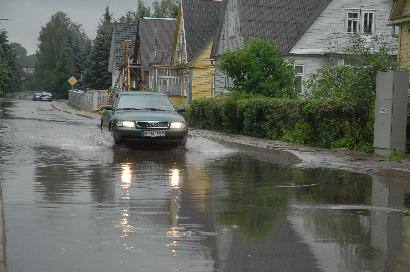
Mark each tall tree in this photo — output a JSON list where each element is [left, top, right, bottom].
[[35, 11, 90, 98], [119, 1, 151, 23], [84, 7, 113, 89], [152, 0, 179, 18], [136, 0, 151, 19], [0, 30, 18, 96]]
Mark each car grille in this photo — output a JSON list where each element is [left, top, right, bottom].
[[136, 121, 169, 129]]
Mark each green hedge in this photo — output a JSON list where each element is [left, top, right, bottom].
[[188, 97, 375, 151]]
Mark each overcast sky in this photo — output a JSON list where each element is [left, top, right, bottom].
[[0, 0, 154, 55]]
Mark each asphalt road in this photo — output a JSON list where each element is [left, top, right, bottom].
[[0, 97, 409, 272]]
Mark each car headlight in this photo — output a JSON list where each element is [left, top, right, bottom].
[[170, 122, 186, 129], [116, 121, 135, 128]]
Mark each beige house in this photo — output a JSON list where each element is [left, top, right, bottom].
[[391, 0, 410, 77]]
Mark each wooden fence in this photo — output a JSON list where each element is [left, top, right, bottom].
[[68, 90, 111, 111]]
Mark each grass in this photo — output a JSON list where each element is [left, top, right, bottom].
[[387, 152, 410, 161]]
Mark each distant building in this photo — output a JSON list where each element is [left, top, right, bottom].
[[136, 17, 177, 95], [108, 23, 138, 92]]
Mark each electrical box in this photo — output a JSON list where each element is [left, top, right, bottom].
[[374, 71, 408, 156]]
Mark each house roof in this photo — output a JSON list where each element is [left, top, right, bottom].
[[108, 23, 138, 72], [390, 0, 410, 24], [139, 18, 177, 71], [182, 0, 222, 62], [212, 0, 331, 57]]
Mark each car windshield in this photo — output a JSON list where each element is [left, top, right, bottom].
[[116, 94, 175, 111]]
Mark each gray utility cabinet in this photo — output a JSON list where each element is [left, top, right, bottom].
[[374, 71, 408, 156]]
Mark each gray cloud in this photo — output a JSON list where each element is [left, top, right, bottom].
[[0, 0, 154, 54]]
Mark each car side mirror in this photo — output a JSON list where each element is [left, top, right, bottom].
[[177, 106, 185, 113], [105, 105, 113, 111]]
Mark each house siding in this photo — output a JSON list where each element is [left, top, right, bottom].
[[398, 1, 410, 74], [290, 0, 394, 55], [285, 55, 329, 88], [213, 0, 244, 94], [191, 42, 214, 100]]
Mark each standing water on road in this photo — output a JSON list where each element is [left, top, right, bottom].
[[0, 98, 409, 272]]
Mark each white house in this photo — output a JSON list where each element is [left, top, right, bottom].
[[211, 0, 397, 94]]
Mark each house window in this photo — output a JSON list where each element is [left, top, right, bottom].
[[347, 11, 359, 34], [295, 65, 304, 93], [363, 12, 375, 34]]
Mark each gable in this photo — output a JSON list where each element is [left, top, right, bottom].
[[390, 0, 410, 24], [182, 0, 222, 62], [290, 0, 396, 55], [139, 18, 176, 71], [238, 0, 332, 54]]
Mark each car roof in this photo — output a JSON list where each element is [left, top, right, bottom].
[[118, 91, 166, 96]]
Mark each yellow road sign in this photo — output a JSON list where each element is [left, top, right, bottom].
[[68, 76, 77, 86]]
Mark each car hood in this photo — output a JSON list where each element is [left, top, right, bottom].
[[113, 110, 185, 123]]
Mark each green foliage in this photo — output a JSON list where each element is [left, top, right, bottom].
[[189, 96, 373, 151], [35, 11, 91, 98], [84, 7, 113, 90], [218, 39, 298, 98], [306, 35, 397, 107], [152, 0, 179, 18], [0, 30, 19, 96]]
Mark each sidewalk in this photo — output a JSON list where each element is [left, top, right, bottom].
[[0, 186, 6, 272], [52, 100, 410, 181]]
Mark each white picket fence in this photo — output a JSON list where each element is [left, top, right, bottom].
[[68, 90, 111, 111]]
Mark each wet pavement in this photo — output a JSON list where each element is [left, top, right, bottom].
[[0, 97, 410, 272]]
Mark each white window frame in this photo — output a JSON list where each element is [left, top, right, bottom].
[[346, 10, 360, 34], [294, 65, 305, 94], [362, 11, 375, 35]]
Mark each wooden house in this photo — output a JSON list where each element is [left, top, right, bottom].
[[390, 0, 410, 81], [108, 23, 138, 92], [136, 17, 177, 96], [212, 0, 397, 94], [168, 0, 222, 103]]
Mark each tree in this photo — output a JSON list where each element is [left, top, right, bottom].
[[305, 35, 397, 106], [219, 39, 298, 98], [152, 0, 179, 18], [84, 6, 113, 89], [35, 11, 90, 98], [119, 1, 151, 23], [0, 30, 17, 96]]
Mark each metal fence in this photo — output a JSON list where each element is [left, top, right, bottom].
[[68, 90, 111, 111]]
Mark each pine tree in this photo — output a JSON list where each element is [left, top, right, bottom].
[[152, 0, 179, 18], [84, 6, 113, 89]]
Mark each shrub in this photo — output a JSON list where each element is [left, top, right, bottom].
[[188, 97, 373, 151], [218, 39, 297, 98]]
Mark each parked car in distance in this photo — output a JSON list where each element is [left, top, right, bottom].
[[32, 92, 42, 101], [39, 92, 53, 102], [101, 92, 187, 146]]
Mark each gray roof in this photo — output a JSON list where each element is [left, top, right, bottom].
[[108, 23, 138, 72], [182, 0, 222, 62], [212, 0, 331, 57], [139, 18, 177, 71]]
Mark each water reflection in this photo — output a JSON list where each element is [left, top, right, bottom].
[[3, 111, 410, 272]]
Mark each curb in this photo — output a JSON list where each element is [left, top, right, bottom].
[[0, 184, 7, 272], [51, 101, 100, 120]]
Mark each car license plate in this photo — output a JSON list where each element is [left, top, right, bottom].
[[143, 131, 166, 137]]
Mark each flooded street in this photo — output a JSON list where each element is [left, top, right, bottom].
[[0, 97, 409, 272]]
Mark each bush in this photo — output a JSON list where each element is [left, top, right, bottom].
[[218, 39, 297, 98], [189, 96, 373, 151]]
